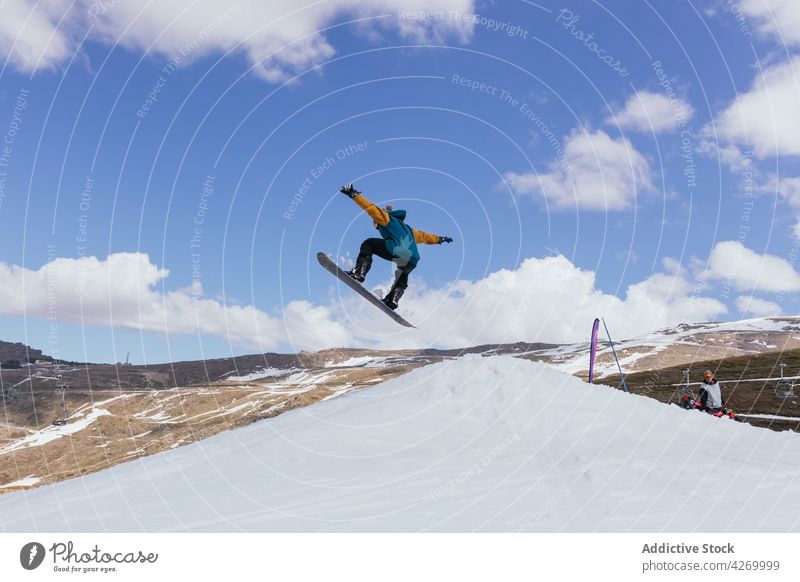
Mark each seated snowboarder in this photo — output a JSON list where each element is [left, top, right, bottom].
[[679, 370, 738, 419], [697, 369, 727, 416], [338, 183, 452, 310]]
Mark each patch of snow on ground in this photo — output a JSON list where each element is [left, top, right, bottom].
[[324, 356, 380, 368], [206, 401, 259, 420], [279, 370, 336, 386], [0, 476, 40, 488], [226, 368, 299, 381], [0, 475, 41, 489], [133, 408, 174, 423], [0, 408, 112, 455], [251, 371, 339, 396]]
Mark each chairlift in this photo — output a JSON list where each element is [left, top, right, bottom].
[[0, 381, 14, 400], [52, 379, 68, 426], [1, 377, 30, 401], [677, 368, 698, 409], [774, 363, 797, 399], [678, 368, 696, 399]]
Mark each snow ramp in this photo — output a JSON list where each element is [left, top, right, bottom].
[[1, 355, 798, 532]]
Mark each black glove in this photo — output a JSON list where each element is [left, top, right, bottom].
[[339, 183, 361, 198], [438, 236, 453, 244]]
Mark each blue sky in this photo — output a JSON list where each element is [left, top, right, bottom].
[[1, 0, 800, 363]]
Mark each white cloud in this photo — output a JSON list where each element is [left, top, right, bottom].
[[607, 91, 694, 133], [741, 0, 800, 46], [763, 176, 800, 236], [348, 255, 726, 348], [701, 240, 800, 293], [711, 56, 800, 158], [661, 256, 685, 275], [503, 129, 656, 211], [0, 0, 475, 78], [9, 244, 794, 351], [1, 250, 730, 351], [0, 252, 351, 351], [735, 295, 782, 317], [697, 141, 755, 172], [0, 0, 74, 72], [775, 176, 800, 206]]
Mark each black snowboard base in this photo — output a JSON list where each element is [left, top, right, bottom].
[[317, 252, 415, 328]]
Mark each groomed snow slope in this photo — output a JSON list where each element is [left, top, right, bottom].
[[1, 355, 798, 532]]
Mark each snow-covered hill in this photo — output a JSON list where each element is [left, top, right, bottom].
[[538, 316, 800, 378], [1, 355, 798, 532]]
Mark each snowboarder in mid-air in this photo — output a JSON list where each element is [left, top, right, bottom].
[[338, 183, 452, 310]]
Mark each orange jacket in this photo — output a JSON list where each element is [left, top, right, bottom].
[[353, 193, 440, 245]]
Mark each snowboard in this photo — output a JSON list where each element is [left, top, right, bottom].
[[317, 252, 416, 328], [678, 395, 741, 421]]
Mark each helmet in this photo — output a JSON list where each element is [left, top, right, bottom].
[[703, 370, 714, 381]]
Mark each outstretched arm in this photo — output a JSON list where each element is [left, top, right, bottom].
[[413, 228, 440, 245], [353, 193, 390, 226], [413, 228, 452, 245], [340, 184, 390, 226]]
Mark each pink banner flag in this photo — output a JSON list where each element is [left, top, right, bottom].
[[589, 318, 600, 383]]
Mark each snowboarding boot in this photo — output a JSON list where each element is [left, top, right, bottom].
[[346, 254, 371, 283], [382, 286, 405, 310]]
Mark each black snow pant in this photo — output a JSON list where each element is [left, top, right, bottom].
[[357, 238, 416, 291]]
